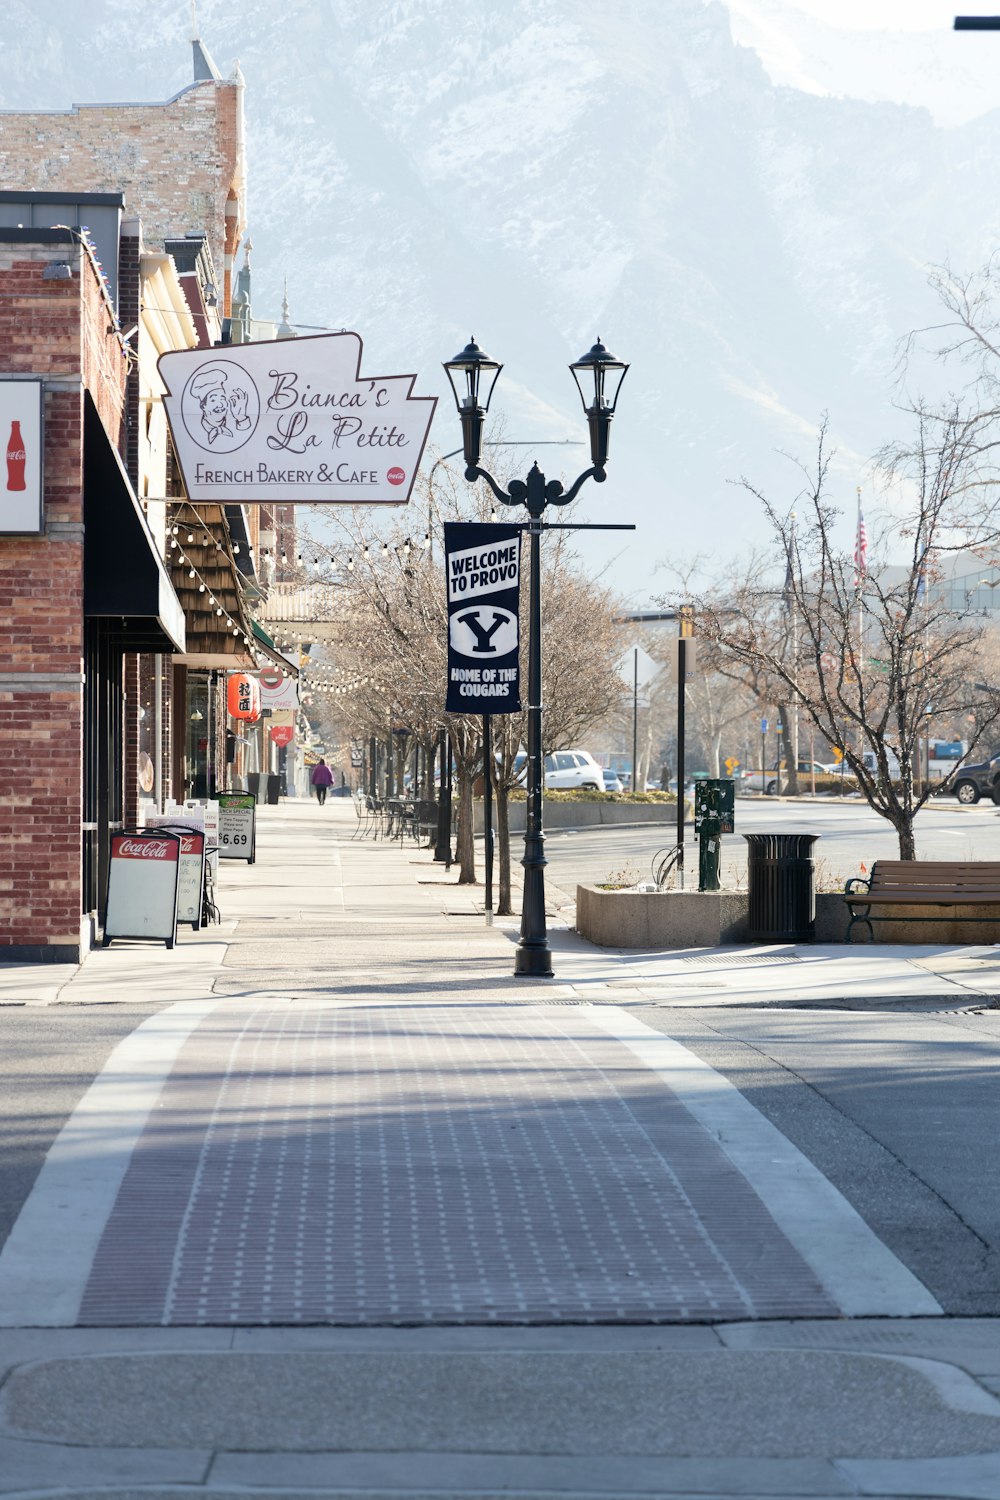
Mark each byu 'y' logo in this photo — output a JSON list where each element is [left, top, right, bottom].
[[449, 606, 518, 659]]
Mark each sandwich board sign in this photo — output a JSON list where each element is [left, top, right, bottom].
[[103, 829, 180, 949], [150, 823, 206, 930], [219, 791, 256, 863]]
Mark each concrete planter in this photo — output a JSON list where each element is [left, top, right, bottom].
[[575, 885, 1000, 948], [475, 799, 678, 835], [575, 886, 750, 948]]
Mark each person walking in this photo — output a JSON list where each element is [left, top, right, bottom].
[[310, 758, 334, 806]]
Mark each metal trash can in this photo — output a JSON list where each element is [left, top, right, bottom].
[[265, 773, 281, 806], [744, 832, 818, 941]]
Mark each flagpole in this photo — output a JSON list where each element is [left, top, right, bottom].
[[856, 485, 864, 675]]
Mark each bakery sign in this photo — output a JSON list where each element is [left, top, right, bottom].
[[158, 332, 437, 507]]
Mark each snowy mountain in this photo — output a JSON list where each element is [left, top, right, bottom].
[[3, 0, 1000, 601]]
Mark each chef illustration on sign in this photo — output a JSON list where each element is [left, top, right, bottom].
[[182, 362, 259, 452]]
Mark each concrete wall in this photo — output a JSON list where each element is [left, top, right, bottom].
[[477, 800, 677, 834]]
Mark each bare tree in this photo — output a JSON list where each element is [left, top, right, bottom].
[[678, 422, 1000, 859], [302, 444, 628, 903]]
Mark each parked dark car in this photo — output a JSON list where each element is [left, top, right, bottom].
[[951, 753, 1000, 805]]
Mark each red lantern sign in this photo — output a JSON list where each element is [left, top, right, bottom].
[[270, 725, 294, 747], [227, 672, 261, 721]]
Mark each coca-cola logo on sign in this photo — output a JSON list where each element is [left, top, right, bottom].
[[115, 838, 178, 861]]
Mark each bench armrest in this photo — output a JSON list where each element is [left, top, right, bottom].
[[844, 875, 871, 897]]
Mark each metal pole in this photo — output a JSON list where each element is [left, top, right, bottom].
[[435, 729, 453, 865], [154, 653, 164, 812], [514, 517, 552, 976], [632, 647, 639, 796], [676, 635, 686, 889], [482, 713, 494, 924]]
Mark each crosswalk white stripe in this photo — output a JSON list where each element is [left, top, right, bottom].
[[0, 1000, 219, 1327], [579, 1005, 943, 1317]]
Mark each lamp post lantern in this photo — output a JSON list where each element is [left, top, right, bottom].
[[443, 336, 629, 976]]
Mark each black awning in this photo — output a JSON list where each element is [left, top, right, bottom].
[[83, 397, 185, 652]]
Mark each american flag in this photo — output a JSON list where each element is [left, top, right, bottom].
[[853, 502, 868, 587]]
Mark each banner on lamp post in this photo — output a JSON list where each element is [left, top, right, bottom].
[[444, 522, 521, 715]]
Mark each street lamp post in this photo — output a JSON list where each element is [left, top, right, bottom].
[[443, 337, 629, 977]]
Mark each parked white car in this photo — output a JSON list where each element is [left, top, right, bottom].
[[544, 749, 604, 790], [512, 749, 604, 790]]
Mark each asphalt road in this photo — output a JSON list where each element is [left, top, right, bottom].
[[633, 1001, 1000, 1316], [541, 793, 1000, 899]]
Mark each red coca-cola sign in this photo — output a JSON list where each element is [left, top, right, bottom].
[[113, 835, 179, 862], [387, 466, 406, 486]]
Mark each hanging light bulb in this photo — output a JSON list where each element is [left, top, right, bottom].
[[199, 582, 206, 593], [187, 531, 194, 543], [189, 567, 196, 578], [233, 542, 240, 554], [347, 556, 354, 572], [217, 606, 223, 617]]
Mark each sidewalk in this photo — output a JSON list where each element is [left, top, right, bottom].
[[0, 798, 998, 1498]]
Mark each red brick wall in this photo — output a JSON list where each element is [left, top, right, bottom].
[[0, 240, 127, 959]]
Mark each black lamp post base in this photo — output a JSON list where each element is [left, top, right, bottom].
[[513, 943, 554, 978]]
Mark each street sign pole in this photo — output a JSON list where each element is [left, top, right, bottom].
[[677, 633, 687, 886], [761, 717, 768, 791], [482, 713, 493, 923], [632, 647, 639, 798]]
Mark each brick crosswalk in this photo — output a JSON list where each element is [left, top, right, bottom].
[[78, 1002, 837, 1326]]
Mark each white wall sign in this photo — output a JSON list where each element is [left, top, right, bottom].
[[0, 378, 43, 534], [104, 831, 180, 948], [218, 792, 256, 862], [258, 666, 299, 710], [158, 332, 437, 507]]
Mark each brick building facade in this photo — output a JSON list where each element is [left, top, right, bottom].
[[0, 38, 282, 960], [0, 231, 152, 959]]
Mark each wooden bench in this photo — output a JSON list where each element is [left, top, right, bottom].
[[844, 861, 1000, 942]]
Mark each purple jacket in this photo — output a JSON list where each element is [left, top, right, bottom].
[[311, 763, 334, 787]]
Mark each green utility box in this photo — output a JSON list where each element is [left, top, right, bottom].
[[693, 778, 735, 892]]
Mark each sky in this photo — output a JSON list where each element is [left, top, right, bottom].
[[723, 0, 1000, 126]]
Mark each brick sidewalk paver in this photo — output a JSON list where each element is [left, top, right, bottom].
[[78, 1001, 836, 1326]]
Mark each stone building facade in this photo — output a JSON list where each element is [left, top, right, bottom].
[[0, 41, 245, 320]]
